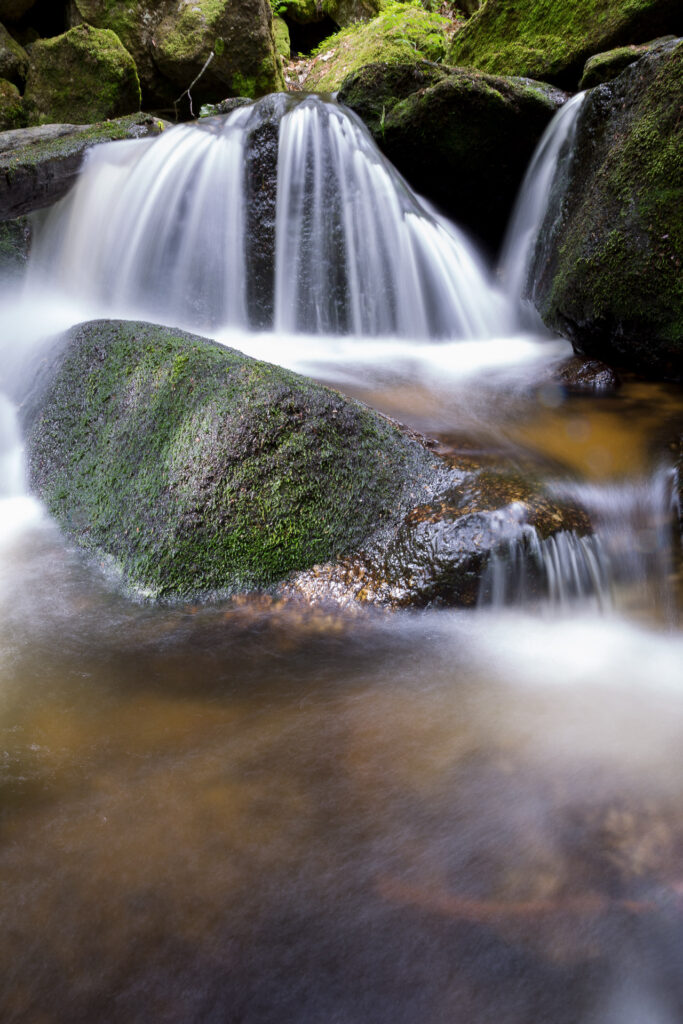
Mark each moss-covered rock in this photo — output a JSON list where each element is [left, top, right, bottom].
[[339, 61, 566, 251], [23, 320, 446, 601], [448, 0, 683, 89], [302, 1, 449, 92], [273, 15, 290, 59], [578, 35, 675, 88], [23, 24, 141, 125], [0, 113, 168, 219], [70, 0, 284, 112], [323, 0, 381, 28], [530, 40, 683, 380], [0, 20, 28, 85], [0, 75, 25, 129]]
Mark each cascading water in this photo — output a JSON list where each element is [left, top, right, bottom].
[[498, 93, 585, 328], [28, 93, 508, 339]]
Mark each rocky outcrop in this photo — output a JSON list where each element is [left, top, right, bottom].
[[23, 24, 141, 125], [530, 39, 683, 380], [0, 113, 167, 220], [22, 320, 590, 606], [448, 0, 683, 89], [338, 62, 567, 252], [0, 75, 24, 129], [69, 0, 284, 112], [579, 35, 676, 88], [300, 2, 449, 92]]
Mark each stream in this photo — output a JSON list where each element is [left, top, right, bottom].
[[0, 94, 682, 1023]]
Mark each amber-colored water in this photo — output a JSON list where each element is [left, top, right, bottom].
[[1, 339, 682, 1023]]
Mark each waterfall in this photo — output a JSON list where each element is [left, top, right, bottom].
[[499, 92, 585, 322], [27, 93, 509, 340], [479, 467, 679, 617]]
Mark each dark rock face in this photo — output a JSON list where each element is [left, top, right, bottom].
[[23, 320, 590, 606], [0, 113, 167, 220], [0, 20, 28, 86], [0, 0, 36, 22], [0, 211, 30, 276], [448, 0, 683, 89], [530, 39, 683, 380], [338, 62, 567, 252]]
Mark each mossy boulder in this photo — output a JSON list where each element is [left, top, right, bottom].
[[578, 35, 675, 88], [0, 114, 168, 219], [323, 0, 381, 28], [0, 20, 28, 85], [0, 75, 25, 129], [448, 0, 683, 89], [530, 40, 683, 380], [301, 1, 449, 92], [23, 320, 445, 601], [338, 62, 566, 251], [23, 25, 141, 125], [70, 0, 284, 112], [273, 15, 290, 60]]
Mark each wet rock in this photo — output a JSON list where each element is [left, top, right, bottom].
[[23, 24, 141, 126], [69, 0, 284, 113], [0, 20, 28, 86], [448, 0, 683, 89], [0, 113, 168, 220], [0, 211, 30, 277], [22, 320, 590, 606], [551, 357, 621, 395], [339, 62, 567, 251], [530, 39, 683, 380], [579, 35, 677, 88]]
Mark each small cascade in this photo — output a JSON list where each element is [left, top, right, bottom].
[[499, 93, 585, 322], [27, 93, 509, 340], [480, 467, 679, 617]]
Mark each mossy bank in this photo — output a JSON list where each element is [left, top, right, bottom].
[[24, 320, 443, 601]]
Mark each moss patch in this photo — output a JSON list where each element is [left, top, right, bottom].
[[0, 21, 28, 86], [532, 41, 683, 379], [26, 320, 441, 601], [0, 76, 26, 129], [302, 1, 450, 92], [23, 24, 141, 125], [448, 0, 683, 88]]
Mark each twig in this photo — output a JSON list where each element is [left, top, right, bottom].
[[174, 51, 215, 120]]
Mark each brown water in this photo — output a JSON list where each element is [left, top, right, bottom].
[[1, 348, 682, 1024]]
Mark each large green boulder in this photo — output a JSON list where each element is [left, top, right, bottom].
[[530, 40, 683, 380], [23, 25, 141, 125], [448, 0, 683, 88], [24, 321, 443, 601], [301, 1, 449, 92], [0, 20, 27, 85], [70, 0, 284, 111], [338, 62, 566, 251]]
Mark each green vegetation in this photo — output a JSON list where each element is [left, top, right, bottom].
[[448, 0, 681, 87], [27, 321, 440, 600], [23, 24, 141, 125], [304, 1, 450, 92]]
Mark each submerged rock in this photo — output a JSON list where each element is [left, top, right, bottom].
[[69, 0, 284, 112], [338, 62, 567, 251], [23, 24, 141, 125], [530, 39, 683, 380], [0, 113, 167, 220], [23, 320, 590, 606], [448, 0, 683, 89]]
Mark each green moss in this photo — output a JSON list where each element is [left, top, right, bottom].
[[23, 24, 141, 125], [272, 15, 291, 59], [0, 77, 27, 130], [537, 41, 683, 377], [27, 320, 439, 600], [304, 0, 449, 91], [448, 0, 682, 88], [0, 21, 28, 86]]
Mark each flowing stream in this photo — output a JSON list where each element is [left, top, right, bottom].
[[0, 95, 681, 1023]]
